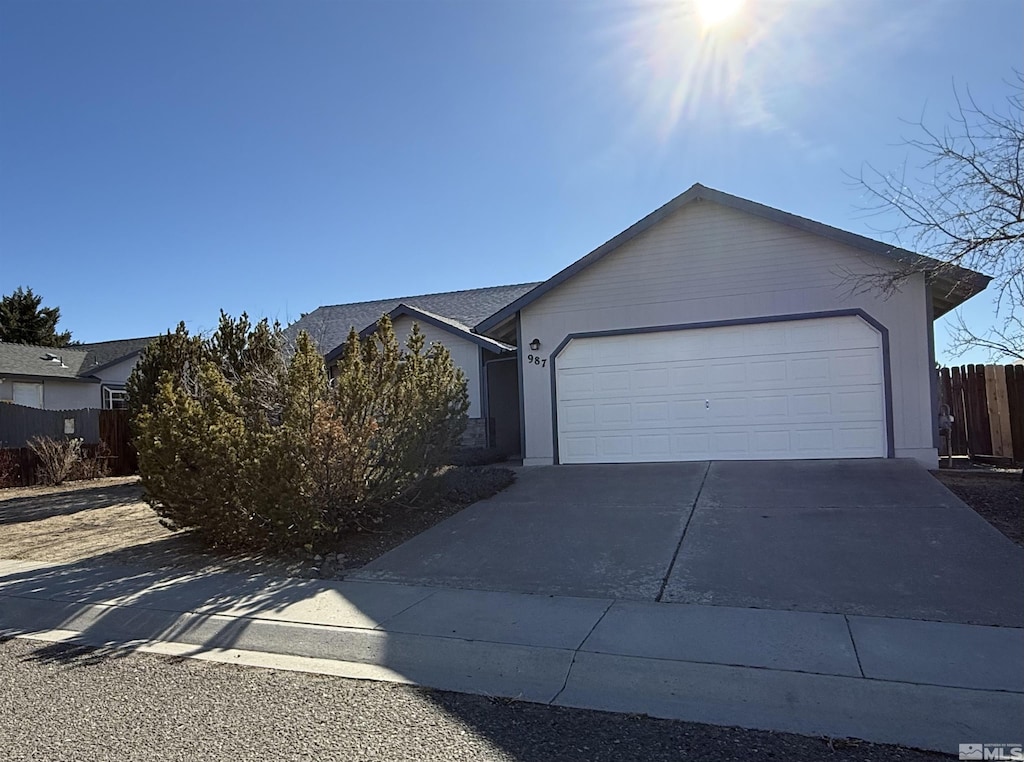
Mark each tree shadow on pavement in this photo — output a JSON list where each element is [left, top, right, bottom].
[[0, 546, 369, 668]]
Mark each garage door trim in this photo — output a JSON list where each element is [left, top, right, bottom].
[[548, 309, 894, 464]]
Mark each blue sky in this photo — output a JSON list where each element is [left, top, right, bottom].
[[1, 0, 1020, 363]]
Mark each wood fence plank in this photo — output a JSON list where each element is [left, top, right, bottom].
[[968, 365, 993, 455], [976, 364, 993, 455], [99, 409, 137, 476], [950, 366, 968, 454], [986, 365, 1013, 458], [1007, 364, 1024, 463]]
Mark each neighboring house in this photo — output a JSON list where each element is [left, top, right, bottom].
[[286, 284, 540, 452], [0, 337, 156, 411]]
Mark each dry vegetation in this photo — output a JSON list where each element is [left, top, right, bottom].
[[0, 467, 514, 577]]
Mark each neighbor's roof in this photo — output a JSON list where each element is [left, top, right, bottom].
[[0, 336, 157, 381], [288, 283, 541, 355], [0, 342, 92, 381], [77, 336, 158, 374], [476, 183, 992, 332]]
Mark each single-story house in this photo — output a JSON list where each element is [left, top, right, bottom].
[[288, 284, 540, 451], [289, 184, 990, 468], [0, 337, 156, 411]]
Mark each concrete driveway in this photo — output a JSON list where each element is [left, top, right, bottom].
[[351, 459, 1024, 626]]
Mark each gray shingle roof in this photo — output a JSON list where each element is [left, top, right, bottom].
[[77, 337, 158, 373], [287, 283, 541, 354], [0, 342, 92, 380], [0, 337, 157, 381]]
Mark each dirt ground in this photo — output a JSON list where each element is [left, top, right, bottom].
[[0, 469, 515, 577], [931, 468, 1023, 547]]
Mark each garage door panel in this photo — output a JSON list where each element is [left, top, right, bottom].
[[750, 430, 792, 457], [563, 437, 598, 458], [837, 425, 886, 453], [555, 316, 886, 463], [748, 359, 788, 383], [562, 404, 597, 426], [596, 371, 631, 393], [750, 395, 789, 419], [597, 403, 632, 425], [792, 428, 836, 454], [558, 317, 881, 370], [637, 434, 671, 457], [673, 432, 712, 459], [836, 390, 881, 416], [672, 399, 707, 422], [558, 371, 595, 396], [709, 362, 747, 385], [635, 401, 670, 422]]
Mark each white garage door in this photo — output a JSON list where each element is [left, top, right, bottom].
[[555, 316, 886, 463]]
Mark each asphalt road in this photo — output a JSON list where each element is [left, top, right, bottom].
[[0, 637, 947, 762]]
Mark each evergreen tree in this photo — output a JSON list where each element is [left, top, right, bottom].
[[0, 287, 73, 347]]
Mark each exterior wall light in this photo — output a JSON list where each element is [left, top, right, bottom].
[[529, 338, 541, 351]]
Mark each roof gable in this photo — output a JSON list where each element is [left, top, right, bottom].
[[288, 282, 540, 356], [323, 303, 515, 361], [77, 337, 158, 375], [475, 184, 991, 332]]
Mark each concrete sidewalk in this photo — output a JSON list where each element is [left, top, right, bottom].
[[0, 558, 1020, 754]]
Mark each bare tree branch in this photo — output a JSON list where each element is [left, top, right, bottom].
[[849, 72, 1023, 358]]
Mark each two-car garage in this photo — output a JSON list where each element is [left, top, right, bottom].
[[554, 315, 888, 464], [477, 185, 985, 469]]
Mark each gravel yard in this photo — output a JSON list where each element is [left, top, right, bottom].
[[932, 468, 1023, 547], [0, 637, 946, 762]]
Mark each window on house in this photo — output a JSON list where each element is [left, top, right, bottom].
[[12, 382, 43, 408], [102, 387, 129, 410]]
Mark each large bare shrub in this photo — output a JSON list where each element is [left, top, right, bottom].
[[27, 436, 83, 486]]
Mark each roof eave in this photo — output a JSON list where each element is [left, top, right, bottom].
[[81, 349, 144, 377], [474, 183, 993, 331], [929, 270, 992, 319], [0, 372, 101, 384], [324, 304, 515, 363]]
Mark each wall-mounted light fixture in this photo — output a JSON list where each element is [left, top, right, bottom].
[[529, 338, 541, 351]]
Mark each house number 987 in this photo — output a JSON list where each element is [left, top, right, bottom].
[[527, 354, 547, 368]]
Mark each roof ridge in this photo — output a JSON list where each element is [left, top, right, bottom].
[[77, 335, 160, 346], [316, 281, 542, 311], [393, 302, 472, 330], [0, 341, 89, 354]]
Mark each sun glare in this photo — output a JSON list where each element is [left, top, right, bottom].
[[695, 0, 745, 28]]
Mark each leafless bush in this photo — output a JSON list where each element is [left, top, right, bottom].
[[68, 442, 113, 482], [27, 436, 83, 486]]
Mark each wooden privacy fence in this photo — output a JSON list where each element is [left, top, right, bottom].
[[0, 407, 137, 486], [938, 364, 1024, 463], [99, 408, 138, 474], [0, 404, 100, 448]]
